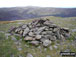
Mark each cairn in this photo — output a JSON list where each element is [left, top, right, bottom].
[[9, 19, 71, 47]]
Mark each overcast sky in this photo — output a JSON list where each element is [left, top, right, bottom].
[[0, 0, 76, 8]]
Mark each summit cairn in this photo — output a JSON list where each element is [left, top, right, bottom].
[[9, 19, 71, 47]]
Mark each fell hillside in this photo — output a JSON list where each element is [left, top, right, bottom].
[[0, 6, 76, 21]]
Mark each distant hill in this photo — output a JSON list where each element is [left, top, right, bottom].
[[0, 6, 76, 21]]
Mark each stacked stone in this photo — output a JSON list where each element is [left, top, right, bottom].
[[9, 19, 71, 47]]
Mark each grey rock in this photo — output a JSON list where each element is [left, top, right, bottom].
[[44, 48, 47, 51], [15, 28, 21, 33], [37, 27, 46, 34], [41, 32, 47, 35], [22, 24, 27, 29], [24, 44, 29, 47], [10, 54, 14, 57], [11, 36, 17, 41], [43, 39, 52, 47], [5, 33, 11, 36], [53, 45, 58, 49], [64, 49, 71, 52], [40, 38, 47, 42], [18, 55, 23, 57], [49, 24, 57, 28], [46, 31, 52, 35], [24, 36, 35, 41], [49, 46, 53, 50], [28, 32, 34, 36], [53, 28, 59, 32], [44, 20, 52, 26], [35, 35, 42, 39], [37, 46, 41, 49], [26, 53, 33, 57], [0, 31, 4, 33], [23, 27, 29, 36], [50, 36, 56, 41], [60, 35, 65, 40], [65, 33, 71, 38], [17, 22, 23, 25], [14, 41, 19, 45], [56, 30, 61, 39], [17, 47, 22, 51], [72, 29, 76, 32], [46, 55, 51, 57], [30, 41, 39, 45]]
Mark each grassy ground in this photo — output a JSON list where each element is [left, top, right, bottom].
[[0, 16, 76, 57]]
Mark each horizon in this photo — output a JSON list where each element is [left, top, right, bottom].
[[0, 0, 76, 8]]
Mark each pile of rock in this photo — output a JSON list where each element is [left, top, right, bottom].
[[9, 19, 71, 47]]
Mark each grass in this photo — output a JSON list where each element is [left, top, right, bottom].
[[0, 16, 76, 57]]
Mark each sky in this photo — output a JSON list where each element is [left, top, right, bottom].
[[0, 0, 76, 8]]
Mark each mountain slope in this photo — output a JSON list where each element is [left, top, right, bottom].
[[0, 6, 76, 21]]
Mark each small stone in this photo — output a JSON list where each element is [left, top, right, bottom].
[[36, 27, 46, 34], [50, 36, 56, 41], [22, 24, 27, 29], [43, 39, 52, 47], [5, 33, 11, 36], [53, 28, 59, 32], [28, 32, 34, 36], [49, 46, 53, 50], [23, 27, 29, 37], [18, 55, 23, 57], [24, 44, 29, 47], [30, 41, 39, 45], [17, 47, 22, 51], [44, 21, 51, 26], [15, 28, 21, 33], [24, 36, 34, 41], [10, 54, 14, 57], [36, 35, 42, 39], [14, 41, 19, 45], [26, 53, 33, 57], [64, 49, 71, 52], [19, 30, 23, 35], [37, 46, 41, 49], [11, 36, 17, 41], [72, 29, 76, 32], [46, 55, 51, 57], [0, 31, 4, 33], [42, 32, 47, 35], [44, 48, 47, 51], [53, 45, 58, 49]]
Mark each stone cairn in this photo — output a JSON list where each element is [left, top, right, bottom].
[[9, 19, 71, 47]]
